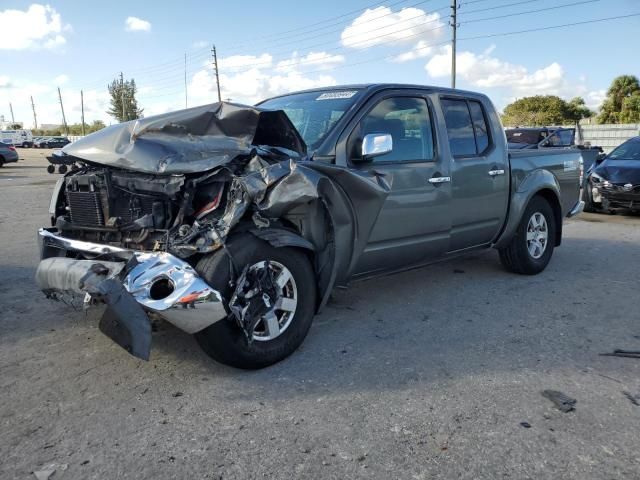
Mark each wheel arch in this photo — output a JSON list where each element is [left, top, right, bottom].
[[495, 171, 563, 249]]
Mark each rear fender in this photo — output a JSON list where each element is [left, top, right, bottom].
[[495, 169, 562, 249]]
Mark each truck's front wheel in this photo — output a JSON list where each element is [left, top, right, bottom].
[[499, 196, 556, 275], [194, 236, 316, 369]]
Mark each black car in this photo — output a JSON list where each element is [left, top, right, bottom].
[[41, 137, 71, 149], [584, 136, 640, 213]]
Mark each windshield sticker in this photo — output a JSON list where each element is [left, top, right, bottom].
[[316, 91, 358, 101]]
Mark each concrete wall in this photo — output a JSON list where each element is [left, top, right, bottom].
[[575, 124, 640, 153]]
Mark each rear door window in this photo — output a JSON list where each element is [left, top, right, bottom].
[[441, 99, 476, 156], [442, 98, 492, 156], [468, 101, 490, 153]]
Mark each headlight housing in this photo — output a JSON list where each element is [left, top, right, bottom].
[[590, 172, 610, 187]]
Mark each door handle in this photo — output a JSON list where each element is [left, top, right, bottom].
[[428, 176, 451, 184], [488, 169, 505, 177]]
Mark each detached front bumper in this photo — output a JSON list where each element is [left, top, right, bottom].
[[36, 228, 227, 359]]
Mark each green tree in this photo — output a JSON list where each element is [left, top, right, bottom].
[[9, 123, 22, 129], [501, 95, 587, 126], [566, 97, 593, 122], [107, 76, 143, 122], [597, 75, 640, 124]]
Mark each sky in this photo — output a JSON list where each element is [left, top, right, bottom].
[[1, 0, 639, 128]]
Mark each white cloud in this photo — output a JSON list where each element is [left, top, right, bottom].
[[584, 89, 607, 110], [391, 40, 434, 63], [54, 74, 69, 85], [276, 51, 345, 73], [426, 45, 565, 95], [423, 45, 608, 111], [0, 76, 12, 88], [125, 16, 151, 32], [0, 79, 112, 127], [192, 40, 209, 49], [0, 4, 70, 50], [220, 54, 273, 70], [341, 7, 444, 49], [188, 52, 338, 105]]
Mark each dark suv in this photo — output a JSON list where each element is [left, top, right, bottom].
[[41, 137, 71, 149]]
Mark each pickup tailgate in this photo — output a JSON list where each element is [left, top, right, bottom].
[[509, 149, 582, 216]]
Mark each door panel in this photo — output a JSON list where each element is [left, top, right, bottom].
[[441, 97, 509, 251], [348, 95, 451, 276], [354, 162, 451, 274]]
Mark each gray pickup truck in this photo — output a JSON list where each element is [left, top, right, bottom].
[[36, 84, 584, 369]]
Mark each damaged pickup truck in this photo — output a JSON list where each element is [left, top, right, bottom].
[[36, 84, 584, 369]]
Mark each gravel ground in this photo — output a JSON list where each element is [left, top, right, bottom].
[[1, 150, 640, 479]]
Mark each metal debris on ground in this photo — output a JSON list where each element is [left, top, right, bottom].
[[600, 349, 640, 359], [541, 390, 577, 412]]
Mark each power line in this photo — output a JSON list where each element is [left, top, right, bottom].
[[293, 11, 640, 76], [461, 0, 602, 24], [220, 0, 446, 54], [459, 0, 539, 16]]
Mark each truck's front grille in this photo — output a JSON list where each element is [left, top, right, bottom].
[[66, 191, 105, 226]]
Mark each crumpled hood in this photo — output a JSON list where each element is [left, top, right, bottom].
[[61, 102, 307, 174], [594, 159, 640, 184]]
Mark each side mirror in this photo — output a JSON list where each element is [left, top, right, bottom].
[[595, 152, 606, 164], [360, 133, 392, 161]]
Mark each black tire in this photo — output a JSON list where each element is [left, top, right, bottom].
[[499, 196, 556, 275], [194, 235, 316, 369]]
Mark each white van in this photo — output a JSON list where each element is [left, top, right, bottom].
[[0, 130, 33, 147]]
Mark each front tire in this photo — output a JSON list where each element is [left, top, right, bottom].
[[194, 235, 316, 369], [499, 196, 556, 275]]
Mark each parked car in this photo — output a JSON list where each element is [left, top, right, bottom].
[[583, 136, 640, 213], [33, 137, 50, 148], [35, 84, 584, 369], [0, 143, 19, 166], [506, 127, 575, 150], [39, 136, 70, 149]]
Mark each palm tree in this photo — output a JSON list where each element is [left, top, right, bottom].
[[598, 75, 640, 124]]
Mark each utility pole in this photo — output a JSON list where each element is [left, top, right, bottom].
[[80, 90, 86, 136], [58, 87, 68, 136], [450, 0, 458, 89], [212, 45, 221, 103], [31, 96, 37, 129], [9, 103, 15, 124], [120, 71, 126, 121], [184, 52, 188, 108]]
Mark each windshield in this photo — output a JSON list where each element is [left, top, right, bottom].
[[259, 89, 362, 150], [608, 139, 640, 161]]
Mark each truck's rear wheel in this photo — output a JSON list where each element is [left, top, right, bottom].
[[499, 196, 556, 275], [194, 235, 316, 369]]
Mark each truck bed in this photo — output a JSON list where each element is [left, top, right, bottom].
[[509, 149, 583, 217]]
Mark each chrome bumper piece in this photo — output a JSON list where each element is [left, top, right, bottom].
[[37, 228, 227, 335], [567, 200, 585, 218]]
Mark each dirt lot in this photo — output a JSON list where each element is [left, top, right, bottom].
[[1, 149, 640, 479]]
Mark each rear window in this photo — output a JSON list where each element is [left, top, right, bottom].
[[507, 130, 543, 145]]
